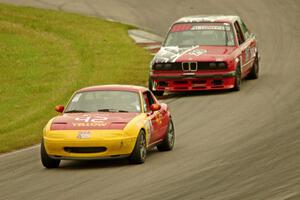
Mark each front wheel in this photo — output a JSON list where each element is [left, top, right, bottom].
[[157, 118, 175, 151], [247, 55, 259, 79], [148, 78, 164, 96], [40, 140, 60, 168], [128, 130, 147, 164], [233, 66, 241, 91]]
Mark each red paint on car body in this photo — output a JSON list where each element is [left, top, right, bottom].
[[150, 15, 259, 92], [51, 112, 139, 130]]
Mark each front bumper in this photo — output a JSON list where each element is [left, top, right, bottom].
[[43, 130, 136, 160], [150, 71, 236, 91]]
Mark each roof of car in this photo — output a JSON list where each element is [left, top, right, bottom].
[[77, 84, 148, 93], [174, 15, 240, 24]]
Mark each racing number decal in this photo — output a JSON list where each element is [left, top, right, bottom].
[[75, 116, 108, 122], [241, 46, 251, 68], [155, 112, 163, 125], [245, 47, 250, 62], [146, 119, 154, 144], [72, 116, 108, 127], [147, 112, 162, 144], [250, 47, 256, 59]]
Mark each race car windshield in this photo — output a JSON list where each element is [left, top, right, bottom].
[[164, 23, 235, 47], [65, 91, 141, 113]]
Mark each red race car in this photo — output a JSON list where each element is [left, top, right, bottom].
[[149, 15, 260, 96]]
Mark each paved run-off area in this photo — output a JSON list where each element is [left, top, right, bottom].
[[0, 0, 300, 200]]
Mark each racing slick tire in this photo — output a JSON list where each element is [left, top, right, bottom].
[[247, 54, 259, 79], [148, 78, 164, 96], [41, 140, 60, 168], [129, 130, 147, 164], [233, 65, 241, 91], [157, 118, 175, 151]]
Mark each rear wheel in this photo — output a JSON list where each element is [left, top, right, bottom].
[[129, 130, 147, 164], [157, 119, 175, 151], [233, 66, 241, 91], [247, 55, 259, 79], [148, 78, 164, 96], [40, 140, 60, 168]]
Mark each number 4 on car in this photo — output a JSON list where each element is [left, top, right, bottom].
[[41, 85, 175, 168]]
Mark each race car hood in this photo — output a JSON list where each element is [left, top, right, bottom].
[[153, 45, 236, 63], [50, 112, 139, 130]]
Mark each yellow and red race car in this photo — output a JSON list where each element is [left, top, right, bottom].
[[41, 85, 175, 168]]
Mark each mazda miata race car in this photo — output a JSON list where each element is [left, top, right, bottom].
[[149, 15, 260, 96], [41, 85, 175, 168]]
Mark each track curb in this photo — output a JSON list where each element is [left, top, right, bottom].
[[128, 29, 163, 55]]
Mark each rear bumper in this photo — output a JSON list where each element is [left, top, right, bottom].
[[150, 71, 236, 91], [44, 135, 136, 160]]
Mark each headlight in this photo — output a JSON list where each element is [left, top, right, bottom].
[[153, 63, 172, 70], [208, 62, 227, 69], [164, 63, 172, 70], [217, 62, 226, 69], [209, 62, 217, 68], [154, 63, 163, 70]]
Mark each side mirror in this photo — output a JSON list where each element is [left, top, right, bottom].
[[55, 105, 64, 113], [150, 104, 161, 111]]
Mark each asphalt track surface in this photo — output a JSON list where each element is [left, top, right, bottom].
[[0, 0, 300, 199]]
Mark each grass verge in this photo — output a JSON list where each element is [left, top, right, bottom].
[[0, 3, 151, 153]]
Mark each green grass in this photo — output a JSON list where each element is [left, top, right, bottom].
[[0, 3, 151, 153]]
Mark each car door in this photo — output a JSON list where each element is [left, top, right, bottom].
[[238, 19, 257, 75], [149, 92, 169, 140], [143, 91, 160, 144], [234, 20, 251, 78]]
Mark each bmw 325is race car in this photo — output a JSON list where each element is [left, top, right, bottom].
[[41, 85, 175, 168], [149, 15, 260, 96]]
